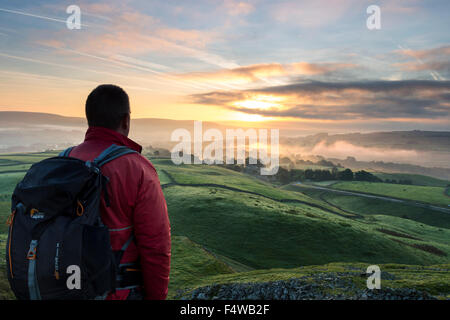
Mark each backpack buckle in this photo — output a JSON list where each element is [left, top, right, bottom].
[[27, 240, 38, 260], [85, 161, 100, 174], [76, 200, 85, 216], [27, 247, 37, 260]]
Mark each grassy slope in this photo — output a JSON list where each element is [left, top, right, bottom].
[[372, 172, 450, 187], [152, 159, 356, 218], [165, 185, 449, 268], [293, 186, 450, 229], [168, 235, 235, 299], [333, 181, 449, 206], [0, 153, 449, 299], [158, 163, 301, 200]]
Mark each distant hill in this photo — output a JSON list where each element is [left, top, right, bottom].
[[0, 111, 230, 153], [281, 131, 450, 170], [1, 112, 449, 175], [327, 156, 450, 180], [282, 131, 450, 152]]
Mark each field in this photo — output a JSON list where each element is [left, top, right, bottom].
[[292, 186, 450, 229], [332, 181, 449, 207], [371, 172, 450, 187], [0, 153, 449, 299]]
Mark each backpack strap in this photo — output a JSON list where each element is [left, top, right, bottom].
[[59, 147, 74, 157], [114, 235, 142, 290], [93, 144, 138, 168]]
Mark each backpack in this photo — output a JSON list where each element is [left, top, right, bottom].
[[5, 144, 142, 300]]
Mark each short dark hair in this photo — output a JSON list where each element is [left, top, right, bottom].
[[85, 84, 130, 130]]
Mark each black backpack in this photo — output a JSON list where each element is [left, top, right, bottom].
[[5, 144, 142, 300]]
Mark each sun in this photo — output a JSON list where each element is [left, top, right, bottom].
[[233, 94, 284, 110], [230, 94, 284, 121]]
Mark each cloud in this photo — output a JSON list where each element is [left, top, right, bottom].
[[394, 45, 450, 80], [395, 61, 450, 73], [32, 3, 235, 69], [190, 80, 450, 120], [0, 7, 79, 26], [176, 61, 357, 85], [223, 0, 255, 16], [396, 46, 450, 60], [270, 0, 359, 28], [290, 62, 356, 75]]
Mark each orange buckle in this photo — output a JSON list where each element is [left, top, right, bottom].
[[27, 248, 37, 260], [30, 208, 39, 218], [76, 200, 84, 216]]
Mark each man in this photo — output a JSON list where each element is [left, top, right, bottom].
[[67, 84, 171, 300]]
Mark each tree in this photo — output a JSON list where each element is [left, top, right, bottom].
[[354, 170, 382, 182], [337, 168, 354, 181], [276, 167, 291, 184]]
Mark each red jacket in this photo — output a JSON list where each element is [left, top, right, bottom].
[[68, 126, 171, 300]]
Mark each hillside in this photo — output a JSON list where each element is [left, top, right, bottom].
[[0, 152, 449, 299], [332, 181, 449, 207], [0, 111, 231, 154]]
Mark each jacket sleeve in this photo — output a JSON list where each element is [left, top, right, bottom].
[[132, 159, 171, 300]]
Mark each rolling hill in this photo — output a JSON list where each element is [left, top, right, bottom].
[[0, 152, 449, 299]]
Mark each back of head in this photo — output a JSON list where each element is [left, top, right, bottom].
[[85, 84, 130, 131]]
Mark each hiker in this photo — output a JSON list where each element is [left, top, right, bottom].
[[67, 84, 171, 300]]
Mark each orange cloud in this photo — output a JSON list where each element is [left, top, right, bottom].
[[176, 61, 357, 85], [190, 80, 450, 120], [396, 46, 450, 60], [395, 61, 450, 72], [394, 45, 450, 80]]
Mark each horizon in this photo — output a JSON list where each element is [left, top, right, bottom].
[[1, 110, 449, 172], [2, 110, 450, 136]]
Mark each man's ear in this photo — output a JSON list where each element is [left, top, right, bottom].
[[119, 113, 131, 136]]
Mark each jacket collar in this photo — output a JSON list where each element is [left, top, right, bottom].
[[84, 126, 142, 153]]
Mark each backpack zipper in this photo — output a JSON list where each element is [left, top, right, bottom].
[[27, 240, 41, 300], [54, 242, 60, 280]]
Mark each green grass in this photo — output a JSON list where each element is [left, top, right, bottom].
[[155, 168, 172, 185], [0, 172, 25, 195], [310, 180, 338, 186], [0, 164, 32, 173], [0, 234, 15, 299], [333, 181, 449, 206], [156, 161, 356, 218], [0, 152, 449, 299], [0, 154, 55, 163], [0, 173, 25, 235], [372, 172, 450, 187], [174, 262, 450, 299], [168, 236, 234, 298], [295, 187, 450, 229], [161, 163, 302, 200], [164, 185, 449, 270]]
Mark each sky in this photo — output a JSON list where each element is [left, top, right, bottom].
[[0, 0, 449, 133]]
